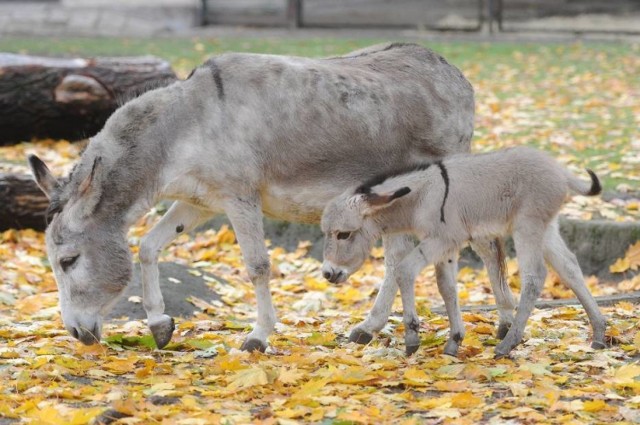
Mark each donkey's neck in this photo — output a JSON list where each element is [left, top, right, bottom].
[[85, 84, 184, 227]]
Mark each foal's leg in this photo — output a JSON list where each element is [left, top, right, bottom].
[[495, 223, 547, 358], [349, 234, 415, 344], [224, 195, 276, 353], [470, 238, 516, 339], [139, 201, 211, 348], [396, 239, 461, 356], [543, 220, 607, 349]]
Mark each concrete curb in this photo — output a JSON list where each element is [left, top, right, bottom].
[[200, 215, 639, 279], [432, 290, 640, 315]]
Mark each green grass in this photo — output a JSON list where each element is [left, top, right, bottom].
[[1, 36, 637, 190]]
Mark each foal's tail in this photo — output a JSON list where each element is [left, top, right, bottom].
[[567, 169, 602, 197]]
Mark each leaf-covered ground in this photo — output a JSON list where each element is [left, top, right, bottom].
[[0, 38, 639, 424]]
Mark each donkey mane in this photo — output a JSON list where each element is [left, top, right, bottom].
[[355, 162, 434, 195]]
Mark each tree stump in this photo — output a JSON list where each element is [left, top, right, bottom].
[[0, 173, 48, 231], [0, 53, 177, 145]]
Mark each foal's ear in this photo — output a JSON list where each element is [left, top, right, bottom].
[[360, 187, 411, 216], [28, 154, 58, 199]]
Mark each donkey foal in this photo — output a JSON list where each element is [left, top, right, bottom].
[[321, 146, 607, 358]]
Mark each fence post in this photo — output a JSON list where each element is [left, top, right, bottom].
[[286, 0, 302, 28]]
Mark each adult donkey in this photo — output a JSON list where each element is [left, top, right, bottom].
[[28, 42, 514, 352]]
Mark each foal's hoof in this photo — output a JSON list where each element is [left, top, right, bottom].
[[496, 323, 511, 340], [349, 328, 373, 345], [406, 344, 420, 356], [240, 338, 267, 353], [149, 315, 175, 349], [591, 341, 607, 350]]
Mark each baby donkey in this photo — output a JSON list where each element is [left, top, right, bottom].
[[321, 146, 607, 358]]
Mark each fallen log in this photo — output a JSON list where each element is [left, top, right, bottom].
[[0, 173, 47, 231], [0, 53, 177, 146]]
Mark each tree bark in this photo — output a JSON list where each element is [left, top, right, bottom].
[[0, 53, 177, 146], [0, 173, 47, 231]]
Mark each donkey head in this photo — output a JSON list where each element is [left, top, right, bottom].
[[320, 185, 411, 283], [28, 154, 131, 345]]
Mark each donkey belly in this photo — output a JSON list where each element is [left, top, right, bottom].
[[260, 182, 344, 224]]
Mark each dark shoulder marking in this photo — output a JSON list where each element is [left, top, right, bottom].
[[436, 161, 450, 223], [204, 59, 225, 100]]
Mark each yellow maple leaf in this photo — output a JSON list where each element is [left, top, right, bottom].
[[583, 399, 606, 412], [289, 378, 329, 402], [403, 367, 431, 386], [103, 358, 137, 375], [451, 392, 483, 409], [610, 241, 640, 273], [226, 367, 269, 391], [278, 368, 304, 385]]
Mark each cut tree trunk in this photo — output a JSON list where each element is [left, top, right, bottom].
[[0, 173, 48, 231], [0, 53, 177, 146]]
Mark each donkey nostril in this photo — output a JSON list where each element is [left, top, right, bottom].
[[70, 327, 79, 339], [323, 271, 331, 280]]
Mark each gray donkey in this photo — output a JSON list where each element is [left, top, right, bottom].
[[321, 146, 607, 358], [27, 42, 515, 352]]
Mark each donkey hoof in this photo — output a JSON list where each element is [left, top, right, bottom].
[[496, 323, 511, 340], [349, 328, 373, 345], [494, 344, 514, 359], [406, 344, 420, 356], [149, 315, 175, 349], [591, 341, 607, 350], [241, 338, 267, 353], [443, 340, 459, 357]]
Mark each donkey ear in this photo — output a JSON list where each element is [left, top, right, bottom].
[[78, 156, 102, 196], [360, 187, 411, 216], [76, 156, 104, 216], [28, 154, 58, 199]]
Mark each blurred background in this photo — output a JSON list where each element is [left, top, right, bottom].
[[0, 0, 639, 37]]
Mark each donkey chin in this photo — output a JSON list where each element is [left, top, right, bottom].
[[62, 294, 123, 345]]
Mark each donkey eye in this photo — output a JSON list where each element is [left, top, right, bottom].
[[60, 255, 79, 272], [337, 231, 352, 240]]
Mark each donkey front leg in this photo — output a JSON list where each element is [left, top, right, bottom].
[[139, 201, 210, 348], [224, 196, 276, 353], [349, 234, 415, 344], [396, 239, 460, 356]]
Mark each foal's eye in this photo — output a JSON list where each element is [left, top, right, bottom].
[[60, 255, 79, 272], [336, 231, 352, 240]]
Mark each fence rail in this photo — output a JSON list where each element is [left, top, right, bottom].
[[199, 0, 640, 35]]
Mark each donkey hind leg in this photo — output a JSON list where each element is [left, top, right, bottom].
[[495, 225, 547, 358], [349, 234, 415, 344], [139, 201, 211, 348], [470, 238, 516, 339], [396, 238, 458, 356], [543, 221, 607, 349], [224, 196, 276, 353]]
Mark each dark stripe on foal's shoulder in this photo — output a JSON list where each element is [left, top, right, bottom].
[[204, 59, 225, 100], [436, 161, 449, 223], [355, 163, 432, 195]]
